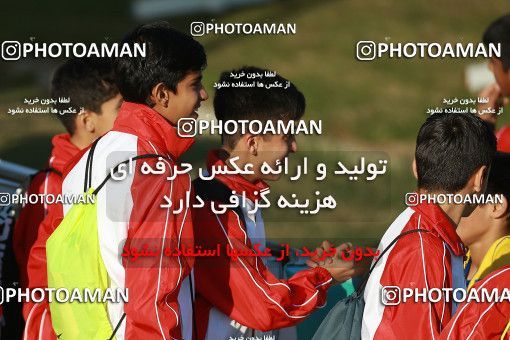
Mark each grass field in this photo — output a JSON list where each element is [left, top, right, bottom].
[[1, 0, 509, 246]]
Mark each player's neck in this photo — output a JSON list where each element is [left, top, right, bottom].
[[438, 203, 465, 227], [466, 237, 493, 279], [70, 132, 96, 150]]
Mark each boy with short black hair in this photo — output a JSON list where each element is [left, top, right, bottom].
[[440, 152, 510, 339], [19, 57, 121, 339], [51, 57, 121, 146], [478, 14, 510, 150], [192, 66, 356, 339], [27, 22, 208, 339], [361, 112, 496, 340]]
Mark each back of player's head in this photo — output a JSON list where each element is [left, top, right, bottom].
[[51, 57, 118, 134], [114, 21, 207, 107], [483, 14, 510, 70], [415, 112, 496, 193], [213, 66, 305, 148]]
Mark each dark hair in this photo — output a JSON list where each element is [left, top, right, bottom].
[[114, 21, 207, 106], [51, 57, 118, 134], [415, 112, 497, 193], [483, 14, 510, 70], [486, 152, 510, 211], [213, 66, 306, 148]]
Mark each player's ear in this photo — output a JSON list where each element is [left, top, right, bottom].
[[150, 82, 171, 108], [492, 194, 509, 220], [246, 134, 259, 156], [75, 110, 95, 133], [412, 158, 418, 180], [472, 165, 488, 193]]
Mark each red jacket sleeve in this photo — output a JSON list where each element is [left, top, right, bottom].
[[13, 171, 61, 289], [193, 205, 333, 333], [22, 301, 57, 340], [122, 158, 194, 340], [440, 267, 510, 340], [23, 182, 62, 339]]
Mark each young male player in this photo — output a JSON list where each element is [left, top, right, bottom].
[[478, 14, 510, 152], [361, 112, 496, 339], [26, 22, 207, 339], [192, 66, 358, 339], [19, 57, 121, 339], [440, 152, 510, 339]]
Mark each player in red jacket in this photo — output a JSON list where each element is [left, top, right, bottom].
[[439, 151, 510, 339], [361, 113, 496, 340], [478, 15, 510, 150], [27, 22, 208, 340], [192, 67, 359, 339], [19, 57, 121, 339], [440, 265, 510, 339]]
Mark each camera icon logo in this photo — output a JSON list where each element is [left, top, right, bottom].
[[405, 192, 419, 207], [177, 118, 197, 138], [381, 286, 401, 306], [190, 22, 206, 37], [1, 41, 21, 61], [356, 41, 376, 61], [0, 193, 11, 207]]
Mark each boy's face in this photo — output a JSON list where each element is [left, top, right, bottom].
[[91, 93, 123, 136], [254, 133, 298, 181], [74, 93, 122, 145], [489, 57, 510, 96], [165, 71, 208, 125]]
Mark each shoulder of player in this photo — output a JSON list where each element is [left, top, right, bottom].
[[389, 230, 447, 264]]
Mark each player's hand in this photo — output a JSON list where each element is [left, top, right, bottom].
[[307, 242, 367, 283], [308, 240, 338, 263]]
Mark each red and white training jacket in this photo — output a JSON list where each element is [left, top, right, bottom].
[[192, 150, 334, 340], [16, 134, 78, 290], [440, 265, 510, 340], [27, 102, 196, 340], [362, 202, 465, 340], [21, 134, 79, 340]]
